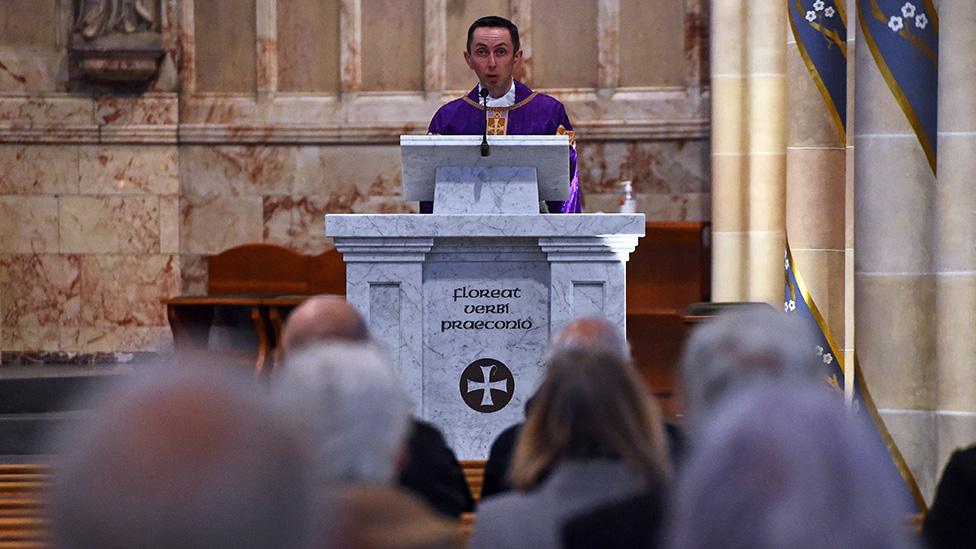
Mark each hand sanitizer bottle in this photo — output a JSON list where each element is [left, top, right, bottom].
[[619, 180, 636, 213]]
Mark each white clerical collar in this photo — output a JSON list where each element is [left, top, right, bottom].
[[478, 80, 516, 108]]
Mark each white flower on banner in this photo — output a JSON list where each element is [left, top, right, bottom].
[[784, 302, 790, 313], [825, 6, 836, 17], [815, 345, 824, 356], [785, 257, 790, 270], [901, 2, 916, 18], [915, 13, 928, 29], [788, 300, 796, 312], [823, 353, 834, 364], [806, 10, 817, 22], [813, 0, 825, 11], [888, 15, 904, 32]]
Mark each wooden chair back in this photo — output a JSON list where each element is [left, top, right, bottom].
[[208, 243, 309, 295]]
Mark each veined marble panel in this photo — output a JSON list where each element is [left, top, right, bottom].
[[0, 254, 80, 327], [180, 146, 295, 197], [0, 97, 97, 143], [344, 260, 427, 412], [1, 325, 61, 353], [290, 145, 401, 197], [0, 196, 59, 253], [95, 95, 179, 143], [60, 196, 160, 254], [180, 195, 263, 255], [0, 49, 65, 93], [79, 145, 178, 195], [159, 196, 180, 253], [79, 254, 179, 327], [61, 326, 174, 353], [577, 140, 710, 196], [0, 145, 79, 195], [179, 254, 208, 296], [263, 195, 335, 254]]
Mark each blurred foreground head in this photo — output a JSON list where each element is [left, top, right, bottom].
[[50, 366, 317, 549], [550, 316, 630, 359], [667, 381, 916, 549], [274, 342, 411, 485], [511, 346, 670, 490], [280, 295, 369, 359], [680, 308, 821, 429]]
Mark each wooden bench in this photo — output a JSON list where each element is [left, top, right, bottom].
[[0, 464, 49, 547], [163, 244, 346, 374]]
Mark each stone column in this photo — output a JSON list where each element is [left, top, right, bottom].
[[710, 1, 786, 305], [785, 7, 848, 356], [853, 6, 938, 498], [934, 0, 976, 484]]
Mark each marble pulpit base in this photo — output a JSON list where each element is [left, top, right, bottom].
[[326, 213, 644, 459]]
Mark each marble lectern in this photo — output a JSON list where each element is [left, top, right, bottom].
[[326, 135, 644, 459]]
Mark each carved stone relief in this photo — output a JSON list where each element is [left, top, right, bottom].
[[70, 0, 164, 83]]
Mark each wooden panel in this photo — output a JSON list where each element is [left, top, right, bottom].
[[531, 0, 598, 89], [277, 0, 341, 92], [308, 248, 346, 295], [444, 0, 511, 90], [626, 222, 710, 312], [194, 0, 256, 93], [361, 0, 424, 91], [625, 222, 711, 421], [207, 243, 308, 295], [0, 0, 56, 47], [619, 0, 685, 87]]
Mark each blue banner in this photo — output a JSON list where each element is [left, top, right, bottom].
[[788, 0, 848, 142], [785, 243, 925, 511], [856, 0, 938, 172]]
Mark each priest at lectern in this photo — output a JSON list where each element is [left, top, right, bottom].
[[426, 16, 582, 214]]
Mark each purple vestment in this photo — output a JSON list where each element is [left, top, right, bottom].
[[426, 81, 582, 214]]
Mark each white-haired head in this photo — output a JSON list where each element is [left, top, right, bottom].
[[668, 381, 917, 549], [274, 342, 412, 485], [679, 308, 822, 430]]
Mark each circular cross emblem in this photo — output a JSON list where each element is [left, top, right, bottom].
[[459, 358, 514, 413]]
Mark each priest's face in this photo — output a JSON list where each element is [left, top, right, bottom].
[[464, 27, 522, 99]]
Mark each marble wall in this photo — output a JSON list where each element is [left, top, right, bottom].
[[0, 0, 709, 356]]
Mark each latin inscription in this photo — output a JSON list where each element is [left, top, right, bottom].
[[441, 285, 534, 332]]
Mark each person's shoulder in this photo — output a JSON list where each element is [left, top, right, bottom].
[[943, 444, 976, 478], [430, 96, 471, 123], [517, 82, 566, 111], [529, 90, 566, 109]]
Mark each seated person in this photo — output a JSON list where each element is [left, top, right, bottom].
[[425, 16, 582, 214], [470, 346, 672, 549], [924, 443, 976, 548], [49, 366, 318, 549], [480, 317, 684, 499], [274, 342, 465, 548], [280, 296, 474, 518], [668, 381, 917, 549]]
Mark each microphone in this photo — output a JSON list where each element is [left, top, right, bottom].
[[480, 87, 490, 157]]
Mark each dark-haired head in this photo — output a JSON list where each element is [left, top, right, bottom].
[[467, 16, 520, 52]]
